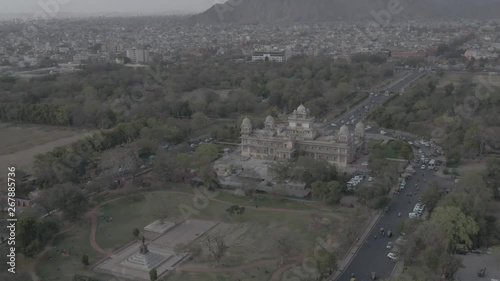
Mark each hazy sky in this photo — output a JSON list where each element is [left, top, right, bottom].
[[0, 0, 223, 14]]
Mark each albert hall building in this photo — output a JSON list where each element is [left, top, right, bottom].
[[240, 104, 365, 168]]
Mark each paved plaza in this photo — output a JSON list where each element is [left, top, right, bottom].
[[94, 219, 219, 280]]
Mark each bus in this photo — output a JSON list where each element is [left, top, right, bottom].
[[428, 159, 435, 170]]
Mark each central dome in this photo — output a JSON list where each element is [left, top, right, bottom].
[[338, 125, 349, 135], [297, 104, 307, 114]]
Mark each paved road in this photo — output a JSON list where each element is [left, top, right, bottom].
[[336, 166, 437, 281], [325, 70, 426, 134], [331, 71, 437, 281]]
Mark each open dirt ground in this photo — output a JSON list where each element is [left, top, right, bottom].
[[0, 123, 97, 176]]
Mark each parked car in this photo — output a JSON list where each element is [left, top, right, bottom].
[[387, 253, 398, 260]]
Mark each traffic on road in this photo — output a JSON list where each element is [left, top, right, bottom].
[[333, 70, 447, 281]]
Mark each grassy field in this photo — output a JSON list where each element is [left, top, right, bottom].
[[35, 189, 354, 281], [168, 265, 278, 281], [0, 123, 97, 175], [35, 219, 105, 281], [95, 191, 344, 259]]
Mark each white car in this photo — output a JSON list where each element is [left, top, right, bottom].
[[368, 177, 373, 182], [408, 141, 413, 145], [380, 130, 387, 135], [331, 123, 337, 127], [409, 212, 418, 218], [421, 165, 426, 170], [386, 242, 393, 249], [387, 253, 398, 260]]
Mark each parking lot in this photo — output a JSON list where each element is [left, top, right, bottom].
[[455, 251, 500, 281]]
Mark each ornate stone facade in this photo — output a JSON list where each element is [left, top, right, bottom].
[[240, 105, 365, 168]]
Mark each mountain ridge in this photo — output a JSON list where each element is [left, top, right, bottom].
[[190, 0, 500, 24]]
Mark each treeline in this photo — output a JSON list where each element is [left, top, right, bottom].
[[0, 56, 395, 128], [0, 103, 72, 126], [33, 117, 190, 187], [399, 161, 500, 280], [370, 74, 500, 166]]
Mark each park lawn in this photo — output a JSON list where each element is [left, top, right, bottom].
[[95, 191, 343, 265], [163, 184, 335, 212], [211, 189, 334, 212], [95, 194, 155, 250], [35, 219, 104, 281], [167, 263, 278, 281]]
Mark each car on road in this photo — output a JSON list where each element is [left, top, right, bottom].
[[387, 252, 398, 261], [331, 123, 337, 127], [421, 165, 426, 170], [386, 242, 393, 249], [380, 130, 387, 135]]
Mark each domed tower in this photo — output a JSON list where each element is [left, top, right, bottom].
[[297, 104, 307, 117], [355, 121, 365, 138], [241, 117, 252, 135], [264, 115, 275, 130], [338, 125, 350, 142]]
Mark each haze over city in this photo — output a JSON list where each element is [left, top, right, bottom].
[[0, 0, 216, 15], [1, 1, 500, 281]]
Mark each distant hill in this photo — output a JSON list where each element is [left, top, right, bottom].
[[190, 0, 500, 24]]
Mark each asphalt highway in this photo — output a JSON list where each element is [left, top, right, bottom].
[[332, 70, 437, 281]]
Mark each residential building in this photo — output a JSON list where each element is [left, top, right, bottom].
[[252, 51, 285, 62], [126, 48, 150, 64]]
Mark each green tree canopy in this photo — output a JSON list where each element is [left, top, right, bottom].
[[431, 206, 479, 252]]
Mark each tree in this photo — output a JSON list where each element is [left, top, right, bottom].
[[200, 164, 220, 190], [225, 205, 245, 216], [268, 159, 292, 183], [273, 235, 293, 265], [153, 150, 192, 183], [33, 187, 58, 215], [17, 217, 59, 257], [421, 182, 442, 213], [53, 184, 89, 221], [191, 112, 209, 130], [444, 83, 455, 95], [484, 158, 500, 200], [311, 181, 343, 205], [133, 228, 140, 238], [194, 144, 219, 166], [309, 246, 338, 280], [431, 206, 479, 252], [81, 255, 89, 266], [149, 268, 158, 281], [201, 229, 230, 266]]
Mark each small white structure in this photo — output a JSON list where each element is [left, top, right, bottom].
[[144, 220, 176, 234]]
